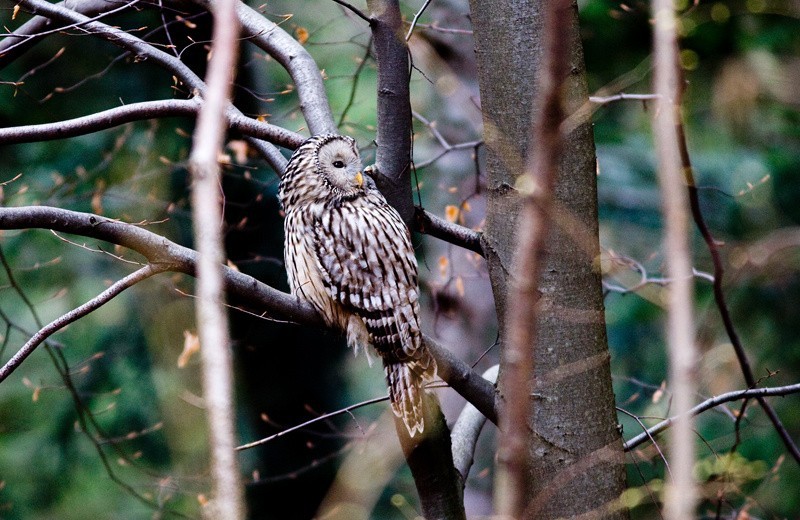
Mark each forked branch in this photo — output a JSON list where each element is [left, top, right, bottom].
[[0, 207, 496, 421]]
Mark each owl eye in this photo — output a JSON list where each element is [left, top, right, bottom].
[[332, 160, 345, 168]]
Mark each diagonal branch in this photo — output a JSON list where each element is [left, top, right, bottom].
[[330, 0, 371, 24], [425, 334, 496, 424], [451, 365, 498, 483], [414, 207, 483, 256], [0, 206, 496, 420], [190, 0, 337, 135], [677, 101, 800, 467], [0, 206, 320, 322], [624, 382, 800, 452], [0, 263, 167, 383]]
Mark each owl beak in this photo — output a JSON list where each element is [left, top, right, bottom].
[[354, 171, 364, 187]]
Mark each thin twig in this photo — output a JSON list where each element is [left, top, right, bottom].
[[624, 382, 800, 451], [617, 407, 671, 477], [338, 37, 372, 128], [3, 0, 142, 56], [13, 0, 289, 172], [237, 395, 387, 450], [0, 245, 184, 514], [0, 264, 165, 383], [330, 0, 372, 23], [589, 92, 661, 104], [410, 22, 472, 35], [405, 0, 432, 41]]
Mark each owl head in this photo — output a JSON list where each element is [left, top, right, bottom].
[[280, 134, 367, 208]]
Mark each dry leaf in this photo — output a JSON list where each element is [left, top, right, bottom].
[[438, 256, 449, 278], [178, 330, 200, 368], [91, 179, 106, 215], [295, 26, 309, 45], [444, 205, 459, 223], [455, 276, 465, 297], [652, 381, 666, 404], [228, 140, 249, 164]]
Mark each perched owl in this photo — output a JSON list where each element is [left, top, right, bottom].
[[279, 134, 435, 437]]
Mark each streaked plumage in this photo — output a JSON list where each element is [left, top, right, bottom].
[[279, 134, 435, 437]]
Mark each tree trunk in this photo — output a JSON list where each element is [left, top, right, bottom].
[[468, 0, 629, 517]]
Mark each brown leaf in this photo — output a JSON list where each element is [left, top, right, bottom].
[[178, 330, 200, 368], [295, 26, 309, 45], [444, 205, 459, 223]]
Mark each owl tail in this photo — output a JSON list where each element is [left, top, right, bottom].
[[384, 360, 427, 438]]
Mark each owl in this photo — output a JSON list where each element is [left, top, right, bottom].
[[279, 134, 436, 437]]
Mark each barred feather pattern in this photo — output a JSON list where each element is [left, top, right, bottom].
[[279, 134, 436, 437]]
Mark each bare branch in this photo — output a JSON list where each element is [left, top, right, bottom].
[[0, 98, 304, 166], [1, 0, 143, 58], [0, 207, 496, 418], [451, 365, 498, 482], [15, 0, 200, 90], [191, 0, 337, 135], [237, 396, 387, 451], [330, 0, 372, 23], [5, 0, 336, 136], [652, 0, 697, 516], [624, 382, 800, 452], [0, 205, 321, 324], [405, 0, 432, 41], [414, 207, 483, 256], [411, 110, 483, 169], [0, 264, 166, 383], [0, 99, 200, 143], [589, 93, 661, 104], [186, 0, 244, 514], [425, 334, 496, 425], [338, 37, 372, 128], [677, 70, 800, 469]]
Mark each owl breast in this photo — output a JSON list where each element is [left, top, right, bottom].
[[284, 204, 351, 331]]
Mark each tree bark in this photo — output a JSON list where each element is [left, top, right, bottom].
[[468, 0, 629, 517], [366, 0, 415, 225]]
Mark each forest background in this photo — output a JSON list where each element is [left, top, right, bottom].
[[1, 0, 800, 518]]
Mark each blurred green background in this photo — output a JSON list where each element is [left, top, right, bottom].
[[1, 0, 800, 518]]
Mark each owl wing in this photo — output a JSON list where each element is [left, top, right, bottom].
[[311, 195, 423, 363]]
